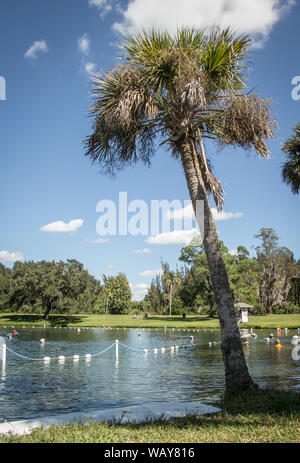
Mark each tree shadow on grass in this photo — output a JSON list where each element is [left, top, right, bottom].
[[146, 315, 217, 323], [221, 387, 300, 416], [0, 314, 85, 327], [108, 388, 300, 434]]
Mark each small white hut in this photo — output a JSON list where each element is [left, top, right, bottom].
[[234, 302, 253, 323]]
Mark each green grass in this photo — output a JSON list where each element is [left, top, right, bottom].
[[1, 313, 299, 443], [1, 389, 300, 443], [1, 312, 300, 329]]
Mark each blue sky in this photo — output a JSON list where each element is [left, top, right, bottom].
[[0, 0, 299, 300]]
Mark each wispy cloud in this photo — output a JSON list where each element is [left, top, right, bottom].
[[77, 33, 90, 55], [0, 250, 24, 263], [84, 62, 96, 75], [167, 203, 243, 222], [88, 0, 107, 7], [40, 219, 84, 233], [130, 282, 150, 301], [212, 208, 243, 221], [24, 40, 48, 59], [104, 264, 113, 271], [93, 0, 295, 48], [87, 237, 109, 244], [229, 249, 238, 256], [77, 32, 96, 75], [138, 269, 163, 277], [88, 0, 113, 18], [145, 229, 199, 246], [133, 248, 152, 254]]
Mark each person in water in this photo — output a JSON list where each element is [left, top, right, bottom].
[[275, 338, 282, 348]]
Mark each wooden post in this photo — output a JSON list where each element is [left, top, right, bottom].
[[1, 343, 6, 370], [115, 340, 119, 363]]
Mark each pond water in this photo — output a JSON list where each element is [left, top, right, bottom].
[[0, 326, 300, 422]]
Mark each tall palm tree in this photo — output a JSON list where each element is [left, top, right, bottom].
[[282, 123, 300, 194], [85, 27, 275, 391], [163, 270, 181, 316]]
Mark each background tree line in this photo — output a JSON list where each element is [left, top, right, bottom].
[[144, 227, 300, 316], [0, 227, 299, 318], [0, 259, 134, 318]]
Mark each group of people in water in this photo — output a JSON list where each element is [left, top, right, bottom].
[[5, 324, 299, 350], [240, 326, 290, 348], [6, 329, 46, 344], [6, 329, 18, 339], [264, 326, 288, 348], [265, 333, 282, 348]]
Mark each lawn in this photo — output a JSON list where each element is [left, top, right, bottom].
[[1, 388, 300, 443], [1, 312, 300, 443], [1, 312, 300, 330]]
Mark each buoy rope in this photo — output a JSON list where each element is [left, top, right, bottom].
[[5, 342, 116, 362], [117, 341, 198, 353]]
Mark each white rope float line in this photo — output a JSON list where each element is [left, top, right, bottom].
[[4, 342, 116, 363], [2, 338, 221, 367], [117, 341, 202, 354]]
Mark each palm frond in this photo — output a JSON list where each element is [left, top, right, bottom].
[[215, 94, 276, 157], [282, 123, 300, 194], [85, 26, 275, 192], [85, 66, 159, 174], [201, 26, 251, 92]]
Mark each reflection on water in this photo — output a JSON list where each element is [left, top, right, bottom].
[[0, 327, 299, 421]]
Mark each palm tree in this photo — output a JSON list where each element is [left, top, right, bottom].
[[282, 123, 300, 194], [85, 27, 275, 391], [163, 270, 181, 316]]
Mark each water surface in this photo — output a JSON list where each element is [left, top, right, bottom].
[[0, 327, 299, 421]]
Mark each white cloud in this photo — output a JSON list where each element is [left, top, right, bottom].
[[77, 33, 97, 75], [134, 283, 150, 289], [24, 40, 48, 59], [88, 0, 112, 17], [88, 0, 107, 7], [87, 237, 109, 244], [147, 203, 243, 245], [0, 250, 24, 263], [40, 219, 84, 233], [138, 269, 163, 277], [130, 282, 150, 301], [109, 0, 295, 47], [104, 264, 113, 271], [166, 203, 194, 221], [212, 208, 243, 221], [84, 62, 96, 75], [146, 229, 199, 245], [229, 249, 238, 256], [133, 248, 152, 254], [167, 203, 243, 222], [78, 33, 90, 55]]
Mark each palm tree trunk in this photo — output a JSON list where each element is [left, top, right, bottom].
[[169, 282, 173, 316], [178, 136, 255, 391]]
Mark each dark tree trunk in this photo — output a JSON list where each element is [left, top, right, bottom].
[[43, 302, 52, 320], [179, 137, 255, 391]]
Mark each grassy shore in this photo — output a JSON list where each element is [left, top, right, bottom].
[[1, 313, 299, 443], [1, 388, 300, 443], [1, 312, 300, 330]]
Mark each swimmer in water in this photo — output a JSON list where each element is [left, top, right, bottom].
[[275, 338, 282, 348]]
